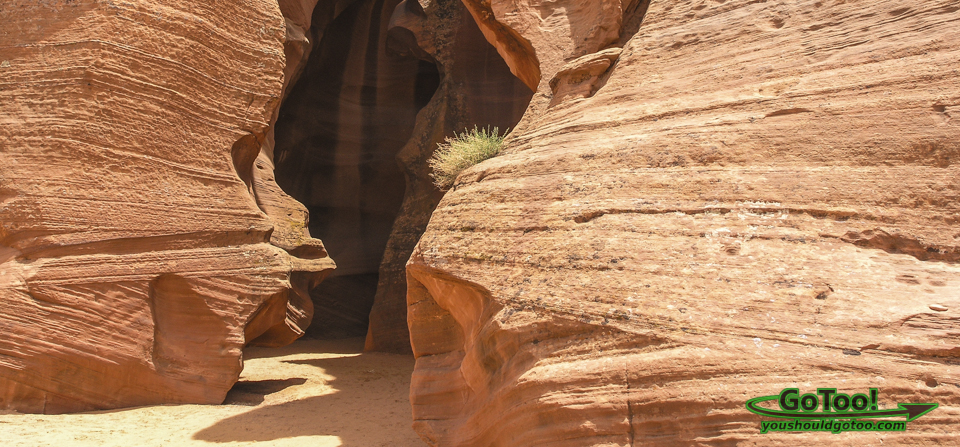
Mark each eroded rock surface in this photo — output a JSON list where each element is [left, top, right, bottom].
[[364, 0, 533, 352], [0, 0, 333, 413], [408, 0, 960, 444]]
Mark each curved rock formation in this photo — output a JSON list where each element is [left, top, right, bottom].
[[364, 0, 533, 352], [2, 2, 957, 444], [407, 0, 960, 444], [273, 0, 433, 340], [548, 48, 622, 106], [0, 0, 333, 413]]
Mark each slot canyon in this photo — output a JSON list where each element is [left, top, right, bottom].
[[1, 0, 959, 446], [269, 0, 531, 347]]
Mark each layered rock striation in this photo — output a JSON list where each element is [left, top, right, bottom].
[[0, 0, 333, 413], [2, 1, 958, 443], [407, 0, 960, 445]]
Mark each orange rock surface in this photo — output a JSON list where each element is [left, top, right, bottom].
[[0, 0, 333, 413], [1, 0, 958, 444], [407, 0, 960, 445]]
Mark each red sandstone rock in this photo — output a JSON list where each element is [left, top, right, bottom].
[[2, 3, 958, 446], [364, 0, 533, 352], [407, 0, 960, 444], [548, 48, 622, 106], [0, 0, 333, 413]]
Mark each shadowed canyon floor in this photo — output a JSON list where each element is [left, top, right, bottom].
[[0, 338, 423, 447]]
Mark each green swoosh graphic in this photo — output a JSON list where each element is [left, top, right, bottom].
[[746, 395, 938, 422]]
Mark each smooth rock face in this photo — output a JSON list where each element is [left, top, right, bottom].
[[407, 0, 960, 445], [0, 0, 333, 413]]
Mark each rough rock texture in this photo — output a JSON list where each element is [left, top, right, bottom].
[[460, 0, 646, 138], [407, 0, 960, 445], [363, 0, 533, 352], [0, 0, 333, 413], [549, 48, 622, 106], [246, 0, 341, 349]]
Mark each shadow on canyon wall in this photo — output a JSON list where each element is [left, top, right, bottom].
[[272, 0, 534, 351]]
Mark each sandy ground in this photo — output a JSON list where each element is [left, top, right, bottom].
[[0, 338, 425, 447]]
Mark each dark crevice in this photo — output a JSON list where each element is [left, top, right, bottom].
[[270, 0, 534, 348], [414, 59, 441, 110], [618, 0, 654, 47], [273, 0, 434, 339]]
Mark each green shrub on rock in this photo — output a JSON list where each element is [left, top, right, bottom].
[[429, 126, 506, 190]]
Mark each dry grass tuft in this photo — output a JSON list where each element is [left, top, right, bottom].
[[429, 126, 507, 190]]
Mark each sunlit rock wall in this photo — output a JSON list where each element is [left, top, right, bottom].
[[0, 0, 333, 413], [407, 0, 960, 445]]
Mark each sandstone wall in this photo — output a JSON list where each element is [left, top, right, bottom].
[[407, 0, 960, 444], [0, 0, 333, 413], [364, 0, 533, 352]]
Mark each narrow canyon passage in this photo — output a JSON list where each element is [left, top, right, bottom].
[[273, 0, 439, 340], [4, 0, 960, 444], [0, 0, 537, 436], [269, 0, 534, 347]]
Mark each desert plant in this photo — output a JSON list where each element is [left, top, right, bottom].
[[429, 126, 507, 190]]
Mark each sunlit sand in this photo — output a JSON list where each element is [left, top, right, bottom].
[[0, 338, 423, 447]]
